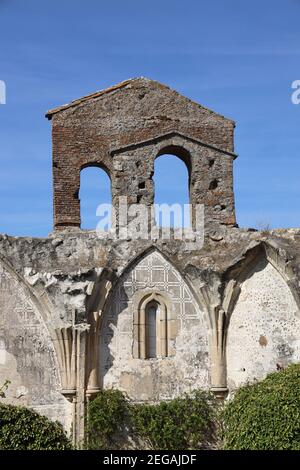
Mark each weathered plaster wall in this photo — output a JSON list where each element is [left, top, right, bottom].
[[1, 228, 300, 442], [227, 257, 300, 389], [100, 250, 209, 401], [0, 258, 72, 431]]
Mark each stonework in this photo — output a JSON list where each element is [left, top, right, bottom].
[[100, 250, 209, 401], [1, 78, 300, 446], [227, 257, 300, 389], [47, 78, 236, 231], [0, 255, 72, 431]]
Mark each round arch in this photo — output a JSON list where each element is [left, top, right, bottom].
[[156, 144, 192, 180], [153, 147, 191, 228], [79, 164, 112, 230]]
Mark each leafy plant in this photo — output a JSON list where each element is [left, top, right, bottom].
[[131, 390, 216, 450], [0, 403, 72, 450], [86, 389, 130, 449], [86, 388, 217, 450], [222, 364, 300, 450]]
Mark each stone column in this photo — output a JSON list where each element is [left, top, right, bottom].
[[210, 308, 228, 399], [86, 280, 112, 398], [54, 324, 89, 448]]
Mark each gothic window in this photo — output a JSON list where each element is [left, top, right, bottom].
[[145, 300, 159, 358], [133, 292, 174, 359]]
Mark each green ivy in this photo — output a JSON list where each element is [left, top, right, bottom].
[[0, 403, 72, 450], [132, 390, 216, 450], [222, 364, 300, 450], [86, 389, 130, 449], [86, 389, 217, 450]]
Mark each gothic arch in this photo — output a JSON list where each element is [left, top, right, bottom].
[[0, 254, 71, 429], [0, 253, 55, 325], [224, 242, 300, 390], [224, 241, 300, 323], [98, 248, 210, 401]]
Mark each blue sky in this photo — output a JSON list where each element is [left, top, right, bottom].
[[0, 0, 300, 236]]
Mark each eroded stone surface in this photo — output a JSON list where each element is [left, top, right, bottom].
[[47, 78, 236, 230], [0, 258, 71, 431], [1, 79, 300, 444], [100, 250, 209, 400], [227, 257, 300, 389]]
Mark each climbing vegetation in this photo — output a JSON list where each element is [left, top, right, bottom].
[[222, 364, 300, 450], [86, 388, 217, 450], [0, 403, 72, 450]]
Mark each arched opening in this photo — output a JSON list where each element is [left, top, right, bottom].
[[133, 290, 171, 360], [80, 166, 111, 230], [154, 147, 191, 228], [145, 300, 159, 358]]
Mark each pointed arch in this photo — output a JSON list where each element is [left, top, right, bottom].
[[0, 254, 71, 427], [120, 247, 195, 290], [224, 241, 300, 323], [99, 247, 210, 399], [224, 241, 300, 390], [116, 246, 210, 331], [0, 252, 57, 342]]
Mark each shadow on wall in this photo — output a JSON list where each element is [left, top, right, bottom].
[[99, 282, 129, 390]]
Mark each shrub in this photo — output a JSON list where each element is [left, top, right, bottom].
[[222, 364, 300, 450], [131, 390, 216, 450], [86, 389, 130, 449], [86, 388, 217, 450], [0, 403, 72, 450]]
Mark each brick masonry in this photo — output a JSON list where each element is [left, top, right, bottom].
[[47, 78, 237, 230]]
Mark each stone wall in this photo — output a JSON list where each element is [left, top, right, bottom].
[[47, 78, 236, 230], [100, 250, 209, 401], [227, 257, 300, 389], [0, 255, 72, 432], [1, 229, 300, 440], [1, 79, 300, 446]]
